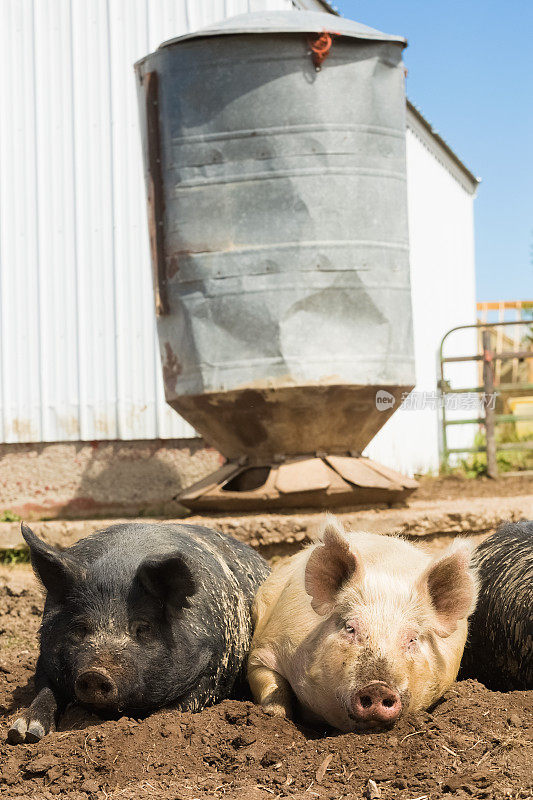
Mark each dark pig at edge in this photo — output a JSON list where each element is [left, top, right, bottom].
[[8, 522, 269, 743], [460, 521, 532, 691]]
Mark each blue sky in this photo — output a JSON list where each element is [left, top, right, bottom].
[[335, 0, 533, 302]]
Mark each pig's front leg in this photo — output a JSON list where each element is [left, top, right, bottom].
[[8, 661, 61, 744], [248, 662, 293, 719]]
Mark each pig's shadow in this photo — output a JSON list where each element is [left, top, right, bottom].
[[58, 439, 211, 519], [58, 703, 109, 733], [294, 720, 336, 740], [2, 676, 36, 716], [4, 685, 333, 741], [5, 675, 347, 741]]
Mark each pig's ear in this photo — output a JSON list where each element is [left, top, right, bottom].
[[418, 544, 478, 637], [137, 554, 197, 611], [21, 523, 84, 600], [305, 516, 361, 615]]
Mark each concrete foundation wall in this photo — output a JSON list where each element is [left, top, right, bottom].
[[0, 440, 222, 520]]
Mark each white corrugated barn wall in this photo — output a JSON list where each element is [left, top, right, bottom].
[[365, 121, 478, 475], [0, 0, 477, 475], [0, 0, 299, 445]]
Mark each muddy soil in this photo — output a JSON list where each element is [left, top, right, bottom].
[[0, 567, 531, 800]]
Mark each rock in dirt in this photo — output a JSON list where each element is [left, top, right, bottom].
[[315, 753, 333, 783], [442, 773, 474, 793], [393, 778, 408, 789], [81, 778, 100, 793], [365, 778, 382, 799], [24, 755, 58, 775], [46, 764, 64, 784]]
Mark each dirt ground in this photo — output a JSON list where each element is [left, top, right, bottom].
[[414, 474, 533, 501], [0, 565, 531, 800]]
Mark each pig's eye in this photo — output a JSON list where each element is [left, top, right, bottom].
[[72, 623, 90, 641], [407, 636, 419, 652], [345, 622, 357, 636], [132, 621, 153, 640]]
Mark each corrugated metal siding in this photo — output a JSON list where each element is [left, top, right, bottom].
[[0, 0, 296, 443]]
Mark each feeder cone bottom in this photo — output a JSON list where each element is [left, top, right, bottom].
[[178, 454, 418, 513]]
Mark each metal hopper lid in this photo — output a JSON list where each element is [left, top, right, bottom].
[[158, 10, 406, 50]]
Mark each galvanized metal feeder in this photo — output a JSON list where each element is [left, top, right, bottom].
[[135, 11, 418, 511]]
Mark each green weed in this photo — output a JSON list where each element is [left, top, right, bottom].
[[0, 548, 30, 564], [0, 510, 21, 522]]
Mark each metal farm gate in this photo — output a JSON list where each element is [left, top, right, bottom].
[[440, 304, 533, 475]]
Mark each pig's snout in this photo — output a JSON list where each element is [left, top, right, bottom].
[[75, 669, 119, 708], [350, 681, 402, 730]]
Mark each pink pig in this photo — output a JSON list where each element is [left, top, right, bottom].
[[248, 516, 477, 732]]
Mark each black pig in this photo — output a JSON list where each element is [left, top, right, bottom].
[[8, 522, 269, 743], [460, 521, 532, 691]]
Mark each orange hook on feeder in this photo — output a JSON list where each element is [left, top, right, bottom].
[[308, 29, 340, 70]]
